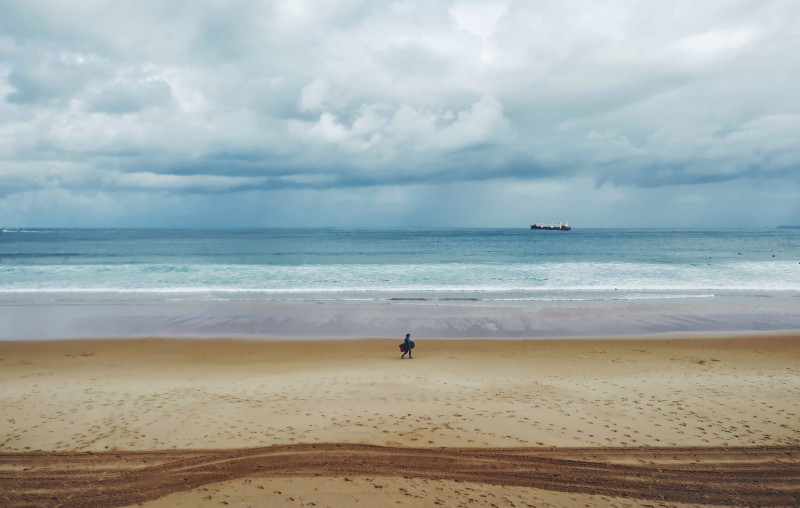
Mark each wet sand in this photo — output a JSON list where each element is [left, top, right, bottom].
[[4, 294, 800, 341], [1, 336, 799, 506]]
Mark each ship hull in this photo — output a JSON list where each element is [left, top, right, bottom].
[[531, 225, 571, 230]]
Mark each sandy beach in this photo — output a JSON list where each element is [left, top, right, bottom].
[[2, 335, 799, 506]]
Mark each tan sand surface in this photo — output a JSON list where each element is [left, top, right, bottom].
[[2, 444, 798, 507], [141, 475, 710, 508], [1, 335, 799, 506]]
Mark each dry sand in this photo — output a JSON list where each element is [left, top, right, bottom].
[[1, 335, 799, 506]]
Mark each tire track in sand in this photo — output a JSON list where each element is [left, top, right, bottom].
[[1, 445, 798, 507]]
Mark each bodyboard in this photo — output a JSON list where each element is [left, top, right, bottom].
[[399, 341, 415, 352]]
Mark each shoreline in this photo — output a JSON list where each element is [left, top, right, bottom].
[[3, 293, 800, 341], [3, 328, 800, 344]]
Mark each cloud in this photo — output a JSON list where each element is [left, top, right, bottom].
[[5, 51, 113, 104], [449, 1, 508, 42], [0, 0, 799, 226], [672, 27, 757, 58], [298, 78, 330, 113], [107, 171, 267, 191], [85, 79, 173, 114], [449, 0, 509, 61], [289, 94, 513, 158]]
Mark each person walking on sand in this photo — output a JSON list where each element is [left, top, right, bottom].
[[401, 333, 413, 359]]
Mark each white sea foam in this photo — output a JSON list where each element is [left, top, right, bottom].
[[2, 261, 799, 296]]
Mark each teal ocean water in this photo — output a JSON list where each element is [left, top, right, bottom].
[[1, 228, 799, 339], [2, 228, 799, 301]]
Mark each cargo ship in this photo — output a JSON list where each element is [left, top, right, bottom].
[[531, 221, 571, 230]]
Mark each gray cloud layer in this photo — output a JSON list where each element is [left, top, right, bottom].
[[1, 0, 798, 227]]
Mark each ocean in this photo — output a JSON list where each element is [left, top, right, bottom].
[[2, 228, 799, 339]]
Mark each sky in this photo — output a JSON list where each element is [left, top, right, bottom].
[[1, 0, 798, 228]]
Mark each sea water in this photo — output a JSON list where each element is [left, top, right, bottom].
[[2, 228, 799, 300], [1, 228, 799, 339]]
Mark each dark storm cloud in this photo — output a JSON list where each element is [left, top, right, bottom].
[[1, 0, 798, 227]]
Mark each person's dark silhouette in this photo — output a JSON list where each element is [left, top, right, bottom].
[[401, 333, 413, 359]]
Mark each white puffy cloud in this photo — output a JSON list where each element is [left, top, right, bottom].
[[289, 94, 512, 156]]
